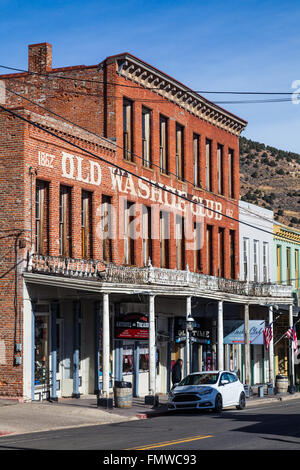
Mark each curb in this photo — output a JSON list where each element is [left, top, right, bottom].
[[135, 393, 300, 418]]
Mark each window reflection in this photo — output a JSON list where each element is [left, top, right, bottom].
[[35, 315, 49, 385]]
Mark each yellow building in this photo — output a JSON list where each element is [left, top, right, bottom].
[[274, 223, 300, 381]]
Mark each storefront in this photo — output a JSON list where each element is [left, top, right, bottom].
[[114, 311, 150, 396], [32, 298, 97, 401], [223, 319, 268, 385]]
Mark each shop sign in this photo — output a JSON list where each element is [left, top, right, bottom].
[[115, 313, 149, 339], [174, 317, 210, 342], [223, 320, 265, 345]]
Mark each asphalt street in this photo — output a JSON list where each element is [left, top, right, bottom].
[[1, 399, 300, 452]]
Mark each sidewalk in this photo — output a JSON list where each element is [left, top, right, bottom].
[[1, 392, 300, 437]]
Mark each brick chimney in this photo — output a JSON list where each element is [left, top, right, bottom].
[[28, 43, 52, 73]]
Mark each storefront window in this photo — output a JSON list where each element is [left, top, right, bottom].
[[139, 343, 149, 371], [35, 315, 50, 386], [123, 344, 134, 374]]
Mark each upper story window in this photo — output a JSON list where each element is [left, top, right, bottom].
[[229, 230, 236, 279], [228, 148, 235, 198], [142, 205, 152, 266], [159, 115, 168, 174], [218, 227, 225, 278], [286, 247, 291, 284], [59, 185, 72, 257], [142, 107, 151, 168], [205, 139, 212, 191], [81, 190, 93, 259], [175, 215, 185, 270], [193, 134, 200, 187], [123, 98, 133, 162], [263, 242, 269, 283], [35, 180, 49, 255], [160, 211, 169, 268], [124, 200, 135, 265], [102, 194, 112, 263], [253, 239, 259, 282], [217, 144, 224, 195], [243, 237, 249, 281], [175, 123, 184, 180], [206, 224, 213, 276], [276, 245, 281, 283], [295, 249, 299, 290], [194, 221, 202, 272]]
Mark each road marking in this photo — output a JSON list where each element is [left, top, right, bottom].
[[126, 434, 213, 450]]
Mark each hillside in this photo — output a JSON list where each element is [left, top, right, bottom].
[[239, 137, 300, 228]]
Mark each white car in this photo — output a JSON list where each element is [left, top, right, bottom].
[[168, 370, 246, 412]]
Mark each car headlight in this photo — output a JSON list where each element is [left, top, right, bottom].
[[199, 388, 213, 396]]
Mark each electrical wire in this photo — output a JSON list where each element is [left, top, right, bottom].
[[3, 77, 298, 229], [0, 102, 298, 245], [1, 81, 283, 228], [0, 64, 296, 105]]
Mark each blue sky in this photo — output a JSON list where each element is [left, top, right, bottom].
[[1, 0, 300, 152]]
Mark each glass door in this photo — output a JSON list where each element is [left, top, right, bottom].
[[34, 313, 50, 400]]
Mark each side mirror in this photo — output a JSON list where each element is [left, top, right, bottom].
[[220, 379, 229, 386]]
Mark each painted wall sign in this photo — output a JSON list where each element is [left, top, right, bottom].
[[39, 150, 226, 221], [223, 320, 265, 345]]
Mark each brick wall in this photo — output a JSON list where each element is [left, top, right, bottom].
[[0, 43, 245, 397]]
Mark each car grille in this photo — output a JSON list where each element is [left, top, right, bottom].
[[173, 394, 199, 402], [176, 403, 198, 409]]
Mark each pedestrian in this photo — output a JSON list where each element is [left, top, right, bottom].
[[172, 358, 183, 387]]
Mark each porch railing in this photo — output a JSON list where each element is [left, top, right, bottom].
[[26, 253, 293, 298], [27, 253, 105, 278]]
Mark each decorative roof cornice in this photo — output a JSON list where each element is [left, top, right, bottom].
[[111, 53, 247, 136], [274, 223, 300, 244]]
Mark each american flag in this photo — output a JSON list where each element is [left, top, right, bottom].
[[263, 323, 273, 351], [286, 326, 298, 355]]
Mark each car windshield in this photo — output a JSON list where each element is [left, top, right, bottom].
[[179, 373, 219, 386]]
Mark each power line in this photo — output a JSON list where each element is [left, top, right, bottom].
[[0, 64, 296, 105], [0, 102, 299, 246], [1, 82, 280, 227]]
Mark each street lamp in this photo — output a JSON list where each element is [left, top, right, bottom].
[[186, 316, 194, 375]]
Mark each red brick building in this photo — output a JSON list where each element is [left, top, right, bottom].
[[0, 43, 292, 402]]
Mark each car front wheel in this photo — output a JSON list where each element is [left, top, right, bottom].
[[214, 394, 223, 413], [236, 392, 246, 410]]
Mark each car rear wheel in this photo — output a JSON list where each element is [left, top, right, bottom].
[[214, 394, 223, 412], [236, 392, 246, 410]]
